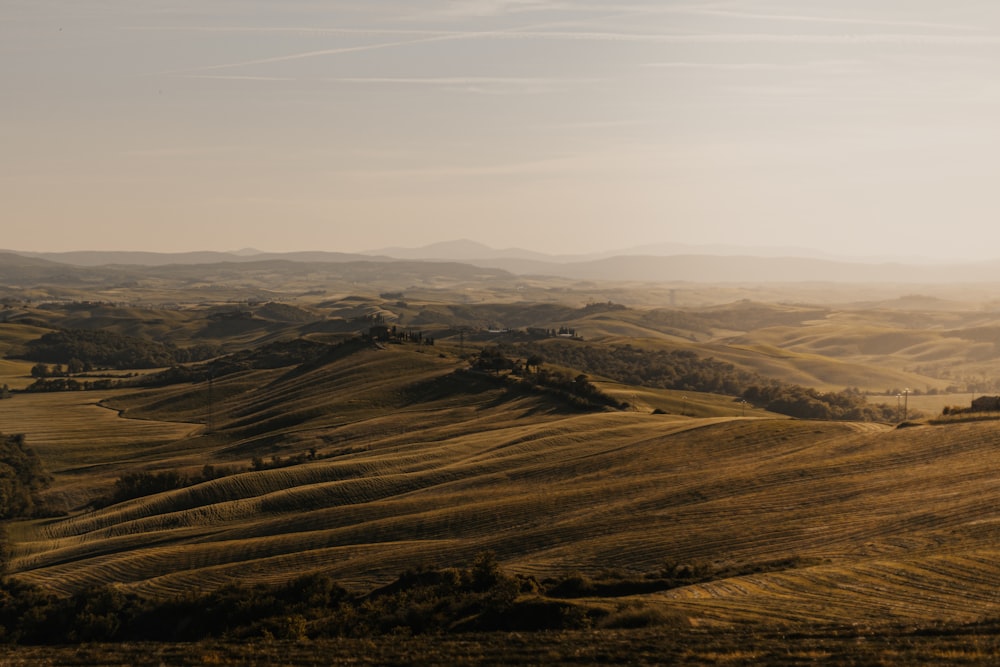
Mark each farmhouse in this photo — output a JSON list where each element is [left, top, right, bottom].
[[971, 395, 1000, 412], [368, 325, 391, 342]]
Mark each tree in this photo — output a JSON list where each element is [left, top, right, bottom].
[[476, 346, 513, 375], [526, 354, 544, 373], [30, 363, 49, 379], [0, 433, 51, 518]]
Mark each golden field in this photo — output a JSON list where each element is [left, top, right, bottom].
[[5, 277, 1000, 662], [2, 342, 999, 636]]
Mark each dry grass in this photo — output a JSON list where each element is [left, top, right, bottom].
[[3, 626, 1000, 665], [6, 344, 1000, 640], [0, 390, 199, 510]]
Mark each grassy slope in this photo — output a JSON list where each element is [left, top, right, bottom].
[[0, 391, 200, 512], [4, 343, 1000, 634], [0, 296, 986, 395], [0, 323, 54, 389], [712, 309, 1000, 392]]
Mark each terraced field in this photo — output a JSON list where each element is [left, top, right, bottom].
[[5, 342, 1000, 636]]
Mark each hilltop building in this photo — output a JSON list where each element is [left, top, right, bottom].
[[971, 395, 1000, 412]]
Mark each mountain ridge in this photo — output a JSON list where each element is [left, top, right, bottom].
[[4, 245, 1000, 285]]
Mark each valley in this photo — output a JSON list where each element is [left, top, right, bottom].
[[2, 252, 1000, 662]]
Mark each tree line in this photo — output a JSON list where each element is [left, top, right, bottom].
[[472, 346, 626, 411], [0, 433, 51, 520], [510, 341, 906, 421], [15, 329, 220, 371]]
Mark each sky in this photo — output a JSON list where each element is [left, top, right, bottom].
[[5, 1, 1000, 259]]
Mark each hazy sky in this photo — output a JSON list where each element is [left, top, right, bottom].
[[6, 1, 1000, 259]]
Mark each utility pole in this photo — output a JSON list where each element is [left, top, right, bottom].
[[903, 388, 909, 421]]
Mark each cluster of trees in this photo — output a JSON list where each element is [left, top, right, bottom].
[[23, 338, 350, 394], [23, 377, 120, 393], [92, 448, 353, 509], [522, 327, 575, 339], [513, 342, 759, 396], [0, 433, 50, 520], [31, 361, 88, 378], [472, 347, 625, 410], [251, 450, 319, 472], [365, 325, 434, 345], [512, 341, 904, 421], [90, 465, 241, 509], [0, 549, 830, 645], [0, 553, 604, 644], [741, 385, 901, 422], [18, 329, 219, 370]]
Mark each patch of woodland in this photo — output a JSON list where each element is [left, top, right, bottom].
[[511, 340, 912, 421], [0, 433, 51, 522], [88, 443, 371, 509], [0, 552, 842, 644], [12, 329, 220, 371], [511, 341, 759, 395], [465, 346, 627, 411], [87, 464, 242, 510], [90, 445, 364, 509], [0, 553, 607, 644], [20, 337, 368, 394]]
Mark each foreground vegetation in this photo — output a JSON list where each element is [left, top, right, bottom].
[[6, 624, 1000, 666], [0, 551, 844, 646]]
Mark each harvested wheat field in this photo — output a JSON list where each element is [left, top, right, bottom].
[[2, 343, 1000, 641]]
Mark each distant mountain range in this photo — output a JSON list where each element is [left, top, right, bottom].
[[365, 240, 1000, 283], [3, 250, 381, 267], [361, 239, 948, 265], [3, 242, 1000, 284], [361, 239, 853, 264]]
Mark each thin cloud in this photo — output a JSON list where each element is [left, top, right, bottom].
[[326, 75, 597, 93], [178, 30, 998, 76], [124, 26, 454, 37], [644, 60, 864, 71], [161, 7, 689, 74], [177, 37, 453, 73], [181, 74, 297, 81], [437, 0, 573, 17], [623, 33, 1000, 45], [174, 74, 590, 94], [685, 8, 982, 33]]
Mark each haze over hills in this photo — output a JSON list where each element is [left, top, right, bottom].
[[3, 249, 384, 267], [5, 243, 999, 286], [363, 239, 964, 266], [9, 244, 1000, 286]]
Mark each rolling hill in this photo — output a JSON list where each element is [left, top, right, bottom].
[[7, 253, 1000, 661], [0, 338, 997, 640]]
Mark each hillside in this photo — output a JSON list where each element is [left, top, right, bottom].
[[0, 340, 998, 638], [7, 274, 1000, 661]]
